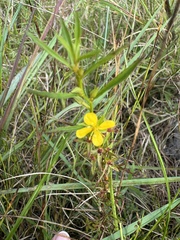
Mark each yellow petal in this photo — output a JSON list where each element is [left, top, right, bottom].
[[76, 127, 93, 138], [98, 120, 115, 130], [84, 112, 97, 127], [92, 130, 103, 146]]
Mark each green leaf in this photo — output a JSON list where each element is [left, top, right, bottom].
[[27, 32, 70, 68], [56, 34, 74, 64], [78, 49, 101, 61], [27, 89, 77, 99], [60, 18, 75, 61], [95, 57, 142, 98], [74, 12, 81, 57], [84, 45, 127, 76]]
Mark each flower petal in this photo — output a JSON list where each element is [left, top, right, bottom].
[[92, 130, 103, 146], [76, 127, 92, 138], [84, 112, 97, 127], [98, 120, 115, 130]]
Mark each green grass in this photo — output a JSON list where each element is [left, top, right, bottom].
[[0, 0, 180, 239]]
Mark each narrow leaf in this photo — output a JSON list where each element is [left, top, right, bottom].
[[74, 12, 81, 56], [84, 45, 127, 76], [78, 49, 101, 61], [60, 18, 75, 61], [95, 58, 142, 98], [27, 89, 77, 99], [27, 32, 70, 68], [56, 34, 74, 63]]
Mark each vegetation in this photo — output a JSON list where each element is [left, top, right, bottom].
[[0, 0, 180, 239]]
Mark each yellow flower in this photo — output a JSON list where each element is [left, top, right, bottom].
[[76, 112, 115, 147]]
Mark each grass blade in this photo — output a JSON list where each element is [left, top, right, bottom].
[[1, 177, 180, 195]]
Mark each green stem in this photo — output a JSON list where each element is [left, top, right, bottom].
[[89, 101, 93, 112], [109, 168, 119, 231], [78, 77, 83, 90], [77, 77, 93, 111]]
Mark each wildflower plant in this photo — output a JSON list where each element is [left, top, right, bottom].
[[27, 13, 142, 232]]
